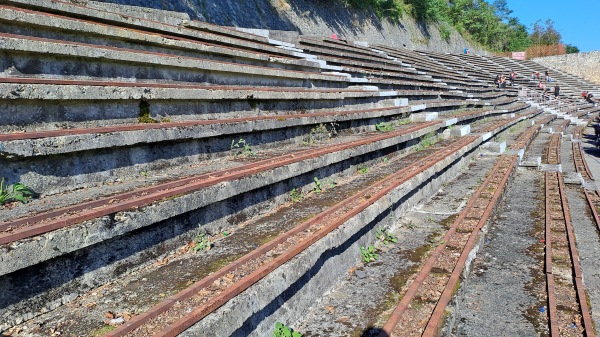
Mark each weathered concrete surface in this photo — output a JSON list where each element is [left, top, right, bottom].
[[0, 106, 409, 157], [0, 134, 396, 331], [443, 117, 557, 337], [0, 6, 320, 71], [182, 136, 482, 337], [295, 154, 500, 336], [0, 121, 445, 277], [445, 167, 545, 337], [0, 34, 346, 86]]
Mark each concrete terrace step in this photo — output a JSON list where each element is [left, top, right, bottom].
[[0, 5, 324, 72], [0, 108, 545, 335], [0, 33, 348, 88], [0, 77, 406, 130], [374, 46, 485, 87], [0, 106, 413, 157], [1, 0, 303, 59], [299, 36, 394, 64], [81, 0, 192, 26]]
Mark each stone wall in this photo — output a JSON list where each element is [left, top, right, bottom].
[[533, 52, 600, 85], [83, 0, 483, 53]]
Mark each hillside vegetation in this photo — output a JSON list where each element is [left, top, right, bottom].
[[342, 0, 576, 55]]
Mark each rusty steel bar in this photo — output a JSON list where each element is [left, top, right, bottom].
[[545, 172, 561, 336], [378, 155, 517, 337], [0, 121, 437, 245], [558, 174, 595, 336], [421, 155, 517, 337], [0, 76, 369, 93], [0, 106, 399, 142], [583, 190, 600, 233], [573, 142, 594, 181], [107, 136, 478, 337]]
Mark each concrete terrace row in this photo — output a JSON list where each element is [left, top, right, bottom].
[[0, 0, 597, 335]]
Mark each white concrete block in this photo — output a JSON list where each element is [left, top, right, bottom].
[[349, 77, 369, 83], [445, 118, 458, 126], [520, 156, 542, 168], [451, 124, 471, 137], [540, 164, 562, 172], [410, 104, 427, 112], [321, 64, 343, 71], [411, 112, 438, 122], [379, 90, 398, 97], [480, 141, 506, 154], [481, 132, 493, 141], [392, 98, 409, 107], [268, 39, 296, 48], [564, 172, 584, 185]]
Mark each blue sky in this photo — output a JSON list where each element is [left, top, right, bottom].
[[504, 0, 597, 52]]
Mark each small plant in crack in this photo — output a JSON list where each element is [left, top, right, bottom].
[[357, 166, 369, 174], [273, 322, 302, 337], [376, 227, 398, 245], [230, 138, 256, 158], [289, 188, 304, 203], [375, 121, 394, 132], [313, 177, 323, 193], [360, 245, 379, 263], [192, 232, 213, 252], [0, 178, 35, 205]]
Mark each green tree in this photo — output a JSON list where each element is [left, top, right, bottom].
[[531, 19, 561, 45], [504, 18, 531, 51], [404, 0, 448, 21], [565, 44, 580, 54]]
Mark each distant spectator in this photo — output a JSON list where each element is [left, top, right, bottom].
[[494, 74, 501, 88], [545, 70, 552, 82], [583, 91, 589, 99], [538, 81, 547, 93], [554, 85, 560, 98], [586, 92, 595, 103], [498, 74, 507, 88], [510, 71, 517, 83], [593, 122, 600, 147], [464, 47, 469, 54], [331, 33, 338, 40]]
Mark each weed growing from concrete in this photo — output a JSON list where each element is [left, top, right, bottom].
[[230, 138, 256, 158], [375, 121, 394, 132], [416, 131, 439, 151], [138, 99, 156, 124], [273, 322, 302, 337], [360, 245, 379, 263], [313, 177, 323, 193], [327, 179, 336, 189], [357, 166, 369, 174], [396, 117, 412, 126], [302, 123, 338, 145], [289, 188, 304, 203], [0, 178, 35, 205], [193, 232, 213, 252], [376, 227, 398, 245]]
